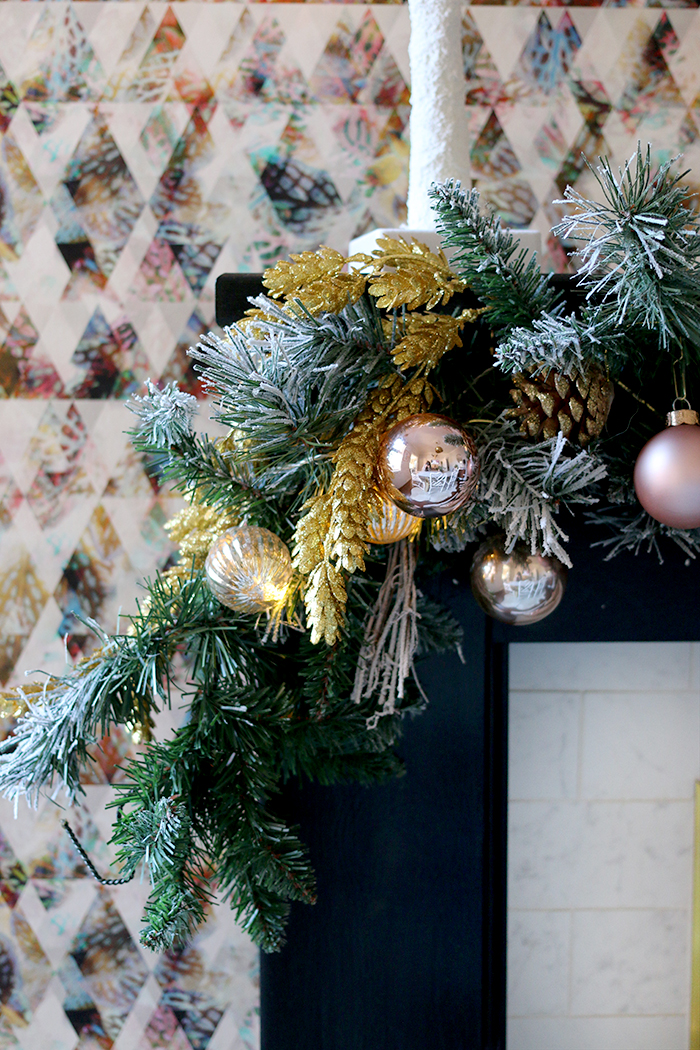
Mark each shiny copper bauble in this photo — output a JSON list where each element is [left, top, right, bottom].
[[205, 526, 293, 613], [634, 411, 700, 529], [470, 537, 567, 625], [366, 496, 422, 544], [377, 413, 479, 519]]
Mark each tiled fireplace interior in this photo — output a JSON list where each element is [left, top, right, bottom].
[[508, 642, 699, 1050]]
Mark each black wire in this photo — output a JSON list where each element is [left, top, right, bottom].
[[61, 818, 134, 887]]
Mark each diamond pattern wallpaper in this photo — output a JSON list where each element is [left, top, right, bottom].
[[0, 1, 698, 1047]]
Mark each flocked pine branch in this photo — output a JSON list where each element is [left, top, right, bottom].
[[0, 571, 238, 808], [0, 632, 168, 805], [129, 399, 306, 525], [110, 796, 210, 951], [553, 144, 700, 353], [128, 379, 198, 449], [433, 424, 608, 565], [478, 427, 607, 565], [189, 296, 392, 468], [428, 180, 560, 330], [494, 310, 616, 379]]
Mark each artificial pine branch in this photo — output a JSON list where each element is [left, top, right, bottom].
[[431, 424, 607, 565], [110, 795, 211, 950], [477, 426, 607, 564], [428, 180, 560, 330], [128, 379, 198, 449], [190, 296, 392, 466], [0, 632, 169, 804]]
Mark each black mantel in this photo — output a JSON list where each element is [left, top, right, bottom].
[[215, 274, 700, 1050]]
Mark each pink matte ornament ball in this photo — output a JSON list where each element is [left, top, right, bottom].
[[634, 420, 700, 529]]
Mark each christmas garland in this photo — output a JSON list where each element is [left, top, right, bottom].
[[1, 144, 700, 953]]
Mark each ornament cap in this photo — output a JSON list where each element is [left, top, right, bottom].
[[667, 407, 699, 427]]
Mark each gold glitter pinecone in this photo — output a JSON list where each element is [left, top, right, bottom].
[[508, 368, 614, 448]]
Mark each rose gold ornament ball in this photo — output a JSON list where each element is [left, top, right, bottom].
[[377, 413, 479, 519], [634, 420, 700, 529], [470, 536, 567, 625]]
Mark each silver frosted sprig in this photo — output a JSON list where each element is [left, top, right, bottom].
[[128, 379, 198, 449], [479, 428, 608, 566]]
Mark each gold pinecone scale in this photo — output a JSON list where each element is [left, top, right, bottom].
[[508, 368, 614, 448]]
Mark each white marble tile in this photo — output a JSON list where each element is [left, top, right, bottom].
[[690, 642, 700, 690], [507, 1015, 688, 1050], [509, 642, 693, 692], [570, 909, 689, 1016], [507, 911, 570, 1017], [508, 800, 694, 910], [509, 691, 580, 800], [581, 689, 700, 800]]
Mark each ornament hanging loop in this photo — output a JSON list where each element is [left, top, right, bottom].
[[672, 349, 689, 402], [668, 351, 697, 425]]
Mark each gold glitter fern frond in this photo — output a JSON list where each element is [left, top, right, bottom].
[[263, 247, 371, 316], [367, 236, 466, 311]]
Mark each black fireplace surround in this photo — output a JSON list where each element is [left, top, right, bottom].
[[215, 274, 700, 1050]]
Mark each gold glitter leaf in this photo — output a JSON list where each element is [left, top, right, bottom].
[[305, 561, 347, 646], [263, 247, 370, 315], [293, 373, 435, 645], [367, 236, 466, 311], [165, 504, 239, 570], [292, 495, 332, 577], [390, 309, 484, 372]]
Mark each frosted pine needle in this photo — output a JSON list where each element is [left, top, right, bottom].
[[128, 379, 198, 449]]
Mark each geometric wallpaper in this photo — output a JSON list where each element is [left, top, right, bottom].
[[0, 1, 699, 1048], [465, 3, 700, 269]]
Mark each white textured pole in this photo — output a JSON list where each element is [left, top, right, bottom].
[[407, 0, 470, 230]]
